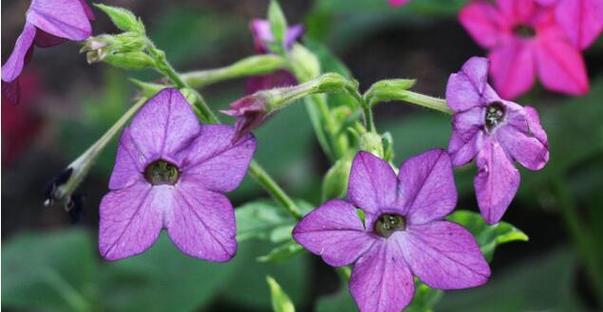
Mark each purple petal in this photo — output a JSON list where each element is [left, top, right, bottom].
[[127, 88, 201, 163], [349, 241, 415, 312], [397, 149, 457, 224], [495, 0, 537, 20], [474, 138, 520, 224], [446, 57, 497, 112], [448, 107, 485, 166], [496, 108, 549, 170], [347, 151, 398, 215], [524, 106, 548, 145], [108, 128, 146, 190], [168, 181, 236, 262], [489, 40, 536, 99], [27, 0, 92, 41], [398, 221, 490, 289], [249, 19, 303, 53], [177, 125, 256, 193], [245, 70, 297, 95], [78, 0, 95, 21], [285, 24, 304, 49], [292, 199, 376, 267], [34, 29, 67, 47], [2, 23, 36, 83], [555, 0, 603, 50], [99, 182, 164, 260]]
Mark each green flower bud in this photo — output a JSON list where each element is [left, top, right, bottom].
[[322, 156, 353, 200], [359, 132, 384, 158], [94, 3, 145, 34], [289, 44, 321, 81]]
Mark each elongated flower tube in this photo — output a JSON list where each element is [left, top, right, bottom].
[[99, 88, 256, 261], [294, 150, 490, 312], [1, 0, 94, 105]]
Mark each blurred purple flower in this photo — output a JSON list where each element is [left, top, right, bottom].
[[542, 0, 603, 50], [459, 0, 589, 98], [293, 150, 490, 312], [389, 0, 410, 6], [246, 19, 303, 94], [99, 88, 256, 261], [447, 57, 549, 224], [1, 0, 94, 105]]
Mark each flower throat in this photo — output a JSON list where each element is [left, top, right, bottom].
[[145, 160, 180, 185], [374, 214, 406, 238]]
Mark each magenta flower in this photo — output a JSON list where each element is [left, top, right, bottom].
[[447, 57, 549, 224], [1, 0, 94, 105], [459, 0, 589, 98], [246, 19, 303, 94], [389, 0, 410, 7], [99, 88, 256, 261], [541, 0, 603, 50], [293, 150, 490, 312]]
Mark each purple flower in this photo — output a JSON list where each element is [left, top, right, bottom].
[[221, 94, 268, 141], [293, 150, 490, 312], [447, 57, 549, 224], [99, 88, 256, 261], [246, 19, 303, 94], [1, 0, 94, 105]]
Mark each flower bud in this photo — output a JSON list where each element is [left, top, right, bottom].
[[359, 132, 384, 158], [221, 94, 271, 141], [288, 44, 321, 81], [103, 51, 156, 70], [322, 156, 353, 200], [94, 3, 145, 34]]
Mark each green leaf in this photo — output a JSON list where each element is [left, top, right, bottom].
[[2, 229, 98, 312], [100, 233, 242, 311], [258, 240, 305, 263], [268, 0, 288, 54], [236, 200, 297, 243], [405, 281, 443, 312], [448, 210, 528, 261], [94, 3, 144, 33], [266, 276, 296, 312]]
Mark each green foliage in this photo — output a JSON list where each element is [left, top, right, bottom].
[[267, 0, 288, 54], [258, 240, 305, 263], [448, 210, 529, 261], [236, 200, 298, 243], [266, 276, 296, 312]]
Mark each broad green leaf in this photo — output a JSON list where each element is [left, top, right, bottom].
[[2, 229, 98, 312], [448, 210, 528, 261], [235, 200, 297, 243], [266, 276, 296, 312], [405, 282, 443, 312], [258, 240, 305, 263], [100, 233, 242, 312]]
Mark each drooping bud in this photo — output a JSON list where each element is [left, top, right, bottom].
[[222, 94, 270, 141]]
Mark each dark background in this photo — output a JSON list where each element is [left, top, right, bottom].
[[3, 0, 603, 311]]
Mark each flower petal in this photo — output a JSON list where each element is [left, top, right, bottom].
[[474, 138, 520, 224], [245, 70, 297, 94], [168, 181, 236, 262], [555, 0, 603, 50], [27, 0, 92, 40], [285, 25, 304, 49], [535, 34, 589, 96], [2, 23, 36, 83], [449, 107, 485, 166], [489, 40, 536, 99], [459, 1, 504, 49], [34, 29, 67, 47], [398, 149, 457, 224], [495, 0, 537, 21], [349, 241, 415, 312], [398, 221, 490, 289], [446, 57, 493, 112], [99, 182, 164, 260], [389, 0, 410, 7], [293, 199, 375, 267], [178, 125, 255, 193], [108, 128, 146, 190], [496, 109, 549, 170], [127, 88, 201, 163], [348, 151, 398, 215], [2, 80, 21, 106]]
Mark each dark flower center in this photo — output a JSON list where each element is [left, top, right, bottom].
[[144, 160, 180, 185], [485, 101, 505, 131], [513, 24, 536, 38], [374, 214, 406, 238]]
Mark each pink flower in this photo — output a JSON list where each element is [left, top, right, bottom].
[[389, 0, 410, 7], [459, 0, 590, 98], [544, 0, 603, 50], [1, 0, 94, 105]]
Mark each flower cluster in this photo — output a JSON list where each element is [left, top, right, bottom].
[[460, 0, 602, 98]]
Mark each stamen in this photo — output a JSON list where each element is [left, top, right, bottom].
[[374, 214, 405, 238], [144, 160, 180, 185], [485, 101, 505, 131]]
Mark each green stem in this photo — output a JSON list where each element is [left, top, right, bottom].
[[369, 90, 452, 114], [148, 42, 301, 219], [553, 177, 603, 301]]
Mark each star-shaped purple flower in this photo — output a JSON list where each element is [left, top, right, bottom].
[[293, 150, 490, 312], [245, 19, 303, 94], [2, 0, 94, 105], [447, 57, 549, 224], [99, 88, 256, 261]]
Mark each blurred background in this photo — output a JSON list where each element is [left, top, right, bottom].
[[2, 0, 603, 311]]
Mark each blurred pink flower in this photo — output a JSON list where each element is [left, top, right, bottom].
[[542, 0, 603, 50], [460, 0, 590, 98], [389, 0, 410, 6]]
